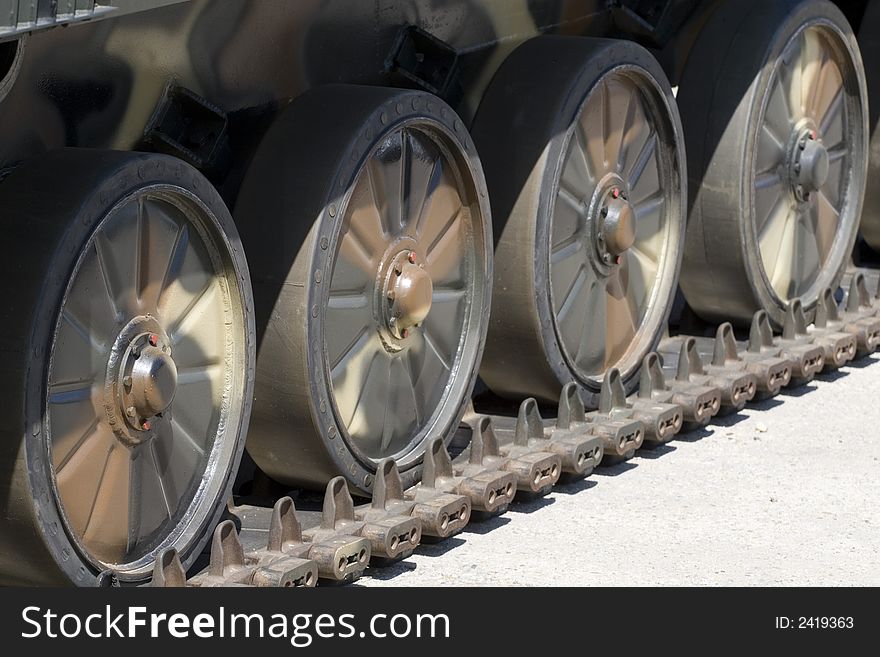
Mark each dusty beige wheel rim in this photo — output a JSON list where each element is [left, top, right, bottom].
[[47, 187, 246, 570], [549, 70, 678, 380], [755, 24, 857, 299], [325, 123, 485, 462]]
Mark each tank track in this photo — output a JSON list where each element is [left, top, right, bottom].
[[140, 266, 880, 588]]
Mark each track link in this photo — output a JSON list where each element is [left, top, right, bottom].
[[151, 268, 880, 587]]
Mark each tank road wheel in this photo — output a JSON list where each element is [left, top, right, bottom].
[[473, 36, 686, 404], [236, 86, 491, 494], [0, 151, 254, 585], [678, 0, 869, 326], [859, 0, 880, 252]]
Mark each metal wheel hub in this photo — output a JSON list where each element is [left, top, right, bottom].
[[109, 318, 177, 442], [382, 249, 434, 341], [790, 127, 829, 200], [594, 180, 636, 262]]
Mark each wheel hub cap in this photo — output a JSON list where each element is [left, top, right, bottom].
[[124, 335, 177, 430], [792, 130, 829, 197], [384, 250, 433, 338], [600, 190, 636, 256]]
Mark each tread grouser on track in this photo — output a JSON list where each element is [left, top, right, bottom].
[[0, 0, 878, 585]]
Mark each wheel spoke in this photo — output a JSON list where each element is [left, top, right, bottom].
[[580, 80, 608, 177], [140, 199, 186, 311], [800, 29, 823, 115], [330, 324, 374, 378], [157, 223, 190, 309], [827, 145, 847, 163], [776, 41, 798, 123], [128, 444, 173, 553], [150, 418, 203, 515], [337, 224, 379, 282], [792, 210, 821, 294], [768, 207, 798, 295], [345, 349, 392, 446], [61, 307, 109, 356], [604, 271, 638, 367], [404, 131, 443, 238], [81, 443, 132, 563], [168, 373, 216, 456], [94, 229, 126, 322], [49, 311, 108, 398], [405, 329, 448, 423], [367, 130, 406, 235], [814, 191, 839, 263], [345, 173, 388, 266], [604, 78, 630, 173], [65, 242, 122, 343], [617, 86, 647, 174], [421, 291, 463, 367], [52, 411, 99, 474], [558, 271, 592, 369], [155, 235, 214, 333], [167, 281, 225, 367], [381, 357, 420, 453], [553, 188, 585, 248], [573, 278, 606, 374], [561, 125, 592, 195], [95, 201, 142, 317], [54, 426, 116, 538], [633, 193, 665, 262], [819, 87, 844, 143], [765, 79, 794, 143], [326, 293, 373, 372], [416, 166, 462, 246], [757, 124, 786, 175], [814, 62, 843, 127], [823, 157, 844, 209], [754, 173, 784, 235], [627, 244, 659, 317], [628, 136, 659, 203], [551, 241, 586, 310], [783, 34, 806, 119], [331, 335, 384, 428], [424, 207, 465, 285], [759, 198, 794, 281]]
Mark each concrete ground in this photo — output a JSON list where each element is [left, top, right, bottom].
[[359, 353, 880, 587]]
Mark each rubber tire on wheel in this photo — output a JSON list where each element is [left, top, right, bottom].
[[236, 85, 492, 495], [859, 0, 880, 252], [678, 0, 869, 326], [0, 150, 254, 585], [473, 36, 686, 405]]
